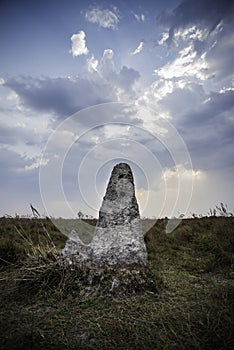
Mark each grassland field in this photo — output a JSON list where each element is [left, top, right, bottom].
[[0, 216, 233, 349]]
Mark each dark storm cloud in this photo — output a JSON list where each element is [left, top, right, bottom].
[[157, 0, 234, 44], [4, 63, 141, 119], [4, 76, 115, 118]]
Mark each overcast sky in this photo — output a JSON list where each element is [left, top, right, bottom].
[[0, 0, 234, 219]]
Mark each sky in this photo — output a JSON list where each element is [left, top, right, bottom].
[[0, 0, 234, 220]]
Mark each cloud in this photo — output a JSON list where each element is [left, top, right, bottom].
[[84, 7, 119, 29], [133, 13, 145, 22], [24, 158, 49, 171], [38, 104, 165, 218], [4, 50, 140, 119], [99, 49, 115, 77], [0, 86, 53, 169], [70, 31, 88, 56], [134, 61, 234, 173], [156, 0, 234, 84], [153, 81, 234, 170], [131, 41, 144, 55], [0, 123, 41, 149], [86, 55, 98, 72], [88, 49, 140, 98], [183, 89, 234, 127], [4, 75, 116, 118], [163, 164, 202, 180], [205, 31, 234, 82], [0, 147, 45, 216], [157, 81, 205, 118], [0, 117, 50, 173], [157, 0, 234, 45], [116, 66, 140, 93], [155, 44, 209, 80], [158, 32, 169, 46], [1, 1, 234, 218]]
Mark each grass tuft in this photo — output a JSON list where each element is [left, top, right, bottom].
[[16, 258, 161, 298]]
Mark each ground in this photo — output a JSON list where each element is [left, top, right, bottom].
[[0, 216, 233, 349]]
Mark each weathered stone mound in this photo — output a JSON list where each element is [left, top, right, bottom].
[[62, 163, 148, 266]]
